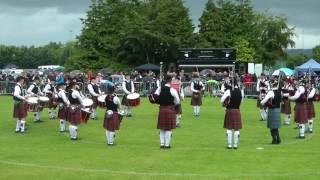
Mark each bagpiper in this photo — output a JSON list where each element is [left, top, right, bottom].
[[103, 86, 122, 146], [13, 76, 28, 133], [27, 76, 44, 123], [289, 78, 308, 138], [256, 73, 270, 121], [43, 80, 58, 119], [220, 78, 243, 149], [170, 75, 184, 127], [122, 73, 135, 117], [154, 75, 180, 149], [87, 77, 102, 120], [261, 78, 282, 144], [191, 73, 205, 117], [306, 79, 316, 133], [57, 82, 70, 132]]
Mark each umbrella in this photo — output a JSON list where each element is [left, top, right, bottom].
[[3, 63, 19, 69], [135, 63, 160, 71], [200, 69, 214, 76], [54, 66, 65, 72], [99, 68, 113, 75], [272, 68, 294, 76], [70, 70, 82, 77]]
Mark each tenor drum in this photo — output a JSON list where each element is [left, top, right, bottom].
[[127, 93, 140, 107], [82, 98, 93, 109], [97, 95, 107, 108], [39, 96, 50, 108], [81, 108, 91, 123], [26, 97, 39, 112]]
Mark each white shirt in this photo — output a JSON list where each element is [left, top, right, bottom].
[[27, 83, 44, 96], [71, 89, 83, 105], [260, 90, 275, 105], [256, 79, 270, 92], [122, 80, 135, 94], [154, 84, 180, 105], [58, 89, 70, 106], [88, 83, 101, 97], [289, 86, 305, 101], [43, 84, 56, 94], [13, 83, 25, 101], [308, 88, 316, 99], [191, 81, 205, 93], [220, 88, 244, 104]]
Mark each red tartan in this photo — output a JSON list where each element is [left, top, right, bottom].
[[92, 96, 98, 109], [307, 101, 315, 119], [191, 93, 202, 106], [294, 103, 308, 124], [157, 106, 176, 130], [58, 105, 68, 120], [281, 99, 291, 114], [224, 109, 242, 130], [121, 95, 129, 106], [66, 106, 82, 125], [13, 101, 27, 119], [103, 112, 121, 131]]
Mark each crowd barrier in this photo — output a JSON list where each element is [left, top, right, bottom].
[[0, 81, 259, 98]]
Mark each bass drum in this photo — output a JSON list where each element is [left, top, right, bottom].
[[97, 95, 107, 108], [127, 93, 140, 107], [26, 97, 39, 112]]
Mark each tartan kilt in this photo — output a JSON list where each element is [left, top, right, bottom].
[[157, 106, 176, 130], [92, 96, 98, 109], [103, 112, 121, 131], [58, 104, 68, 120], [121, 95, 129, 106], [294, 103, 308, 124], [267, 108, 281, 129], [48, 95, 58, 109], [281, 99, 291, 114], [224, 109, 242, 130], [66, 105, 82, 125], [191, 93, 202, 106], [307, 101, 315, 119], [13, 101, 27, 119]]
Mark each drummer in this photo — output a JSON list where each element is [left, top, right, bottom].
[[27, 76, 44, 123], [13, 76, 28, 133], [170, 75, 184, 127], [57, 82, 70, 132], [87, 77, 102, 120], [103, 85, 122, 146], [122, 73, 135, 117], [67, 82, 84, 140], [191, 73, 205, 117], [43, 80, 58, 119]]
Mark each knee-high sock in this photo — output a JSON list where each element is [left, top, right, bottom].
[[197, 106, 201, 115], [16, 119, 21, 131], [284, 114, 291, 124], [234, 131, 240, 147], [91, 108, 97, 118], [299, 124, 305, 137], [20, 119, 26, 132], [165, 131, 172, 147], [69, 125, 78, 139], [193, 106, 197, 115], [60, 119, 65, 131], [160, 130, 165, 146], [48, 108, 52, 118], [69, 125, 73, 138], [308, 119, 313, 131], [127, 107, 131, 115], [35, 111, 41, 121], [226, 130, 232, 147], [262, 109, 268, 120], [176, 114, 181, 126]]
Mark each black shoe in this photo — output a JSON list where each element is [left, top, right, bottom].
[[233, 146, 238, 150], [272, 139, 277, 144], [277, 139, 281, 144], [15, 129, 20, 133], [227, 146, 232, 149], [160, 145, 165, 149], [164, 146, 171, 149], [60, 130, 66, 133], [298, 136, 305, 139], [34, 120, 43, 123], [127, 114, 132, 117], [71, 137, 79, 140]]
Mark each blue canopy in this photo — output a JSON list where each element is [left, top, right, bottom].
[[295, 59, 320, 72]]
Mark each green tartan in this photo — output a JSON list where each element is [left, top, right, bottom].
[[267, 108, 281, 129]]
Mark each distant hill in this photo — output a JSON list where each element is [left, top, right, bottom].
[[286, 49, 312, 57]]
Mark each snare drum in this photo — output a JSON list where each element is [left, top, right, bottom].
[[26, 97, 39, 112], [82, 98, 93, 109], [97, 95, 107, 108], [127, 93, 140, 107], [39, 96, 50, 108], [81, 108, 91, 123]]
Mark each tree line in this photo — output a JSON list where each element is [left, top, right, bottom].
[[0, 0, 318, 72]]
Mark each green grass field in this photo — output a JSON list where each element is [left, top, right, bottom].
[[0, 95, 319, 179]]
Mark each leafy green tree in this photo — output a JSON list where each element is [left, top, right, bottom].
[[312, 45, 320, 61]]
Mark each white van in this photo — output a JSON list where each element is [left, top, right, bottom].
[[37, 65, 61, 71]]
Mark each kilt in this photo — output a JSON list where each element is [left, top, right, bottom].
[[281, 99, 291, 114], [66, 105, 82, 125], [92, 96, 98, 109], [191, 93, 202, 106], [267, 108, 281, 129], [307, 101, 315, 119], [48, 94, 58, 109], [58, 104, 68, 120], [121, 95, 129, 106], [157, 106, 176, 130], [294, 103, 308, 124], [103, 112, 121, 131], [13, 101, 27, 119], [224, 109, 242, 130]]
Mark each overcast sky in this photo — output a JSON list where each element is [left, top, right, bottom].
[[0, 0, 319, 49]]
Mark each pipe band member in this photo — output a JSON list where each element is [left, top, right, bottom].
[[13, 76, 28, 133]]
